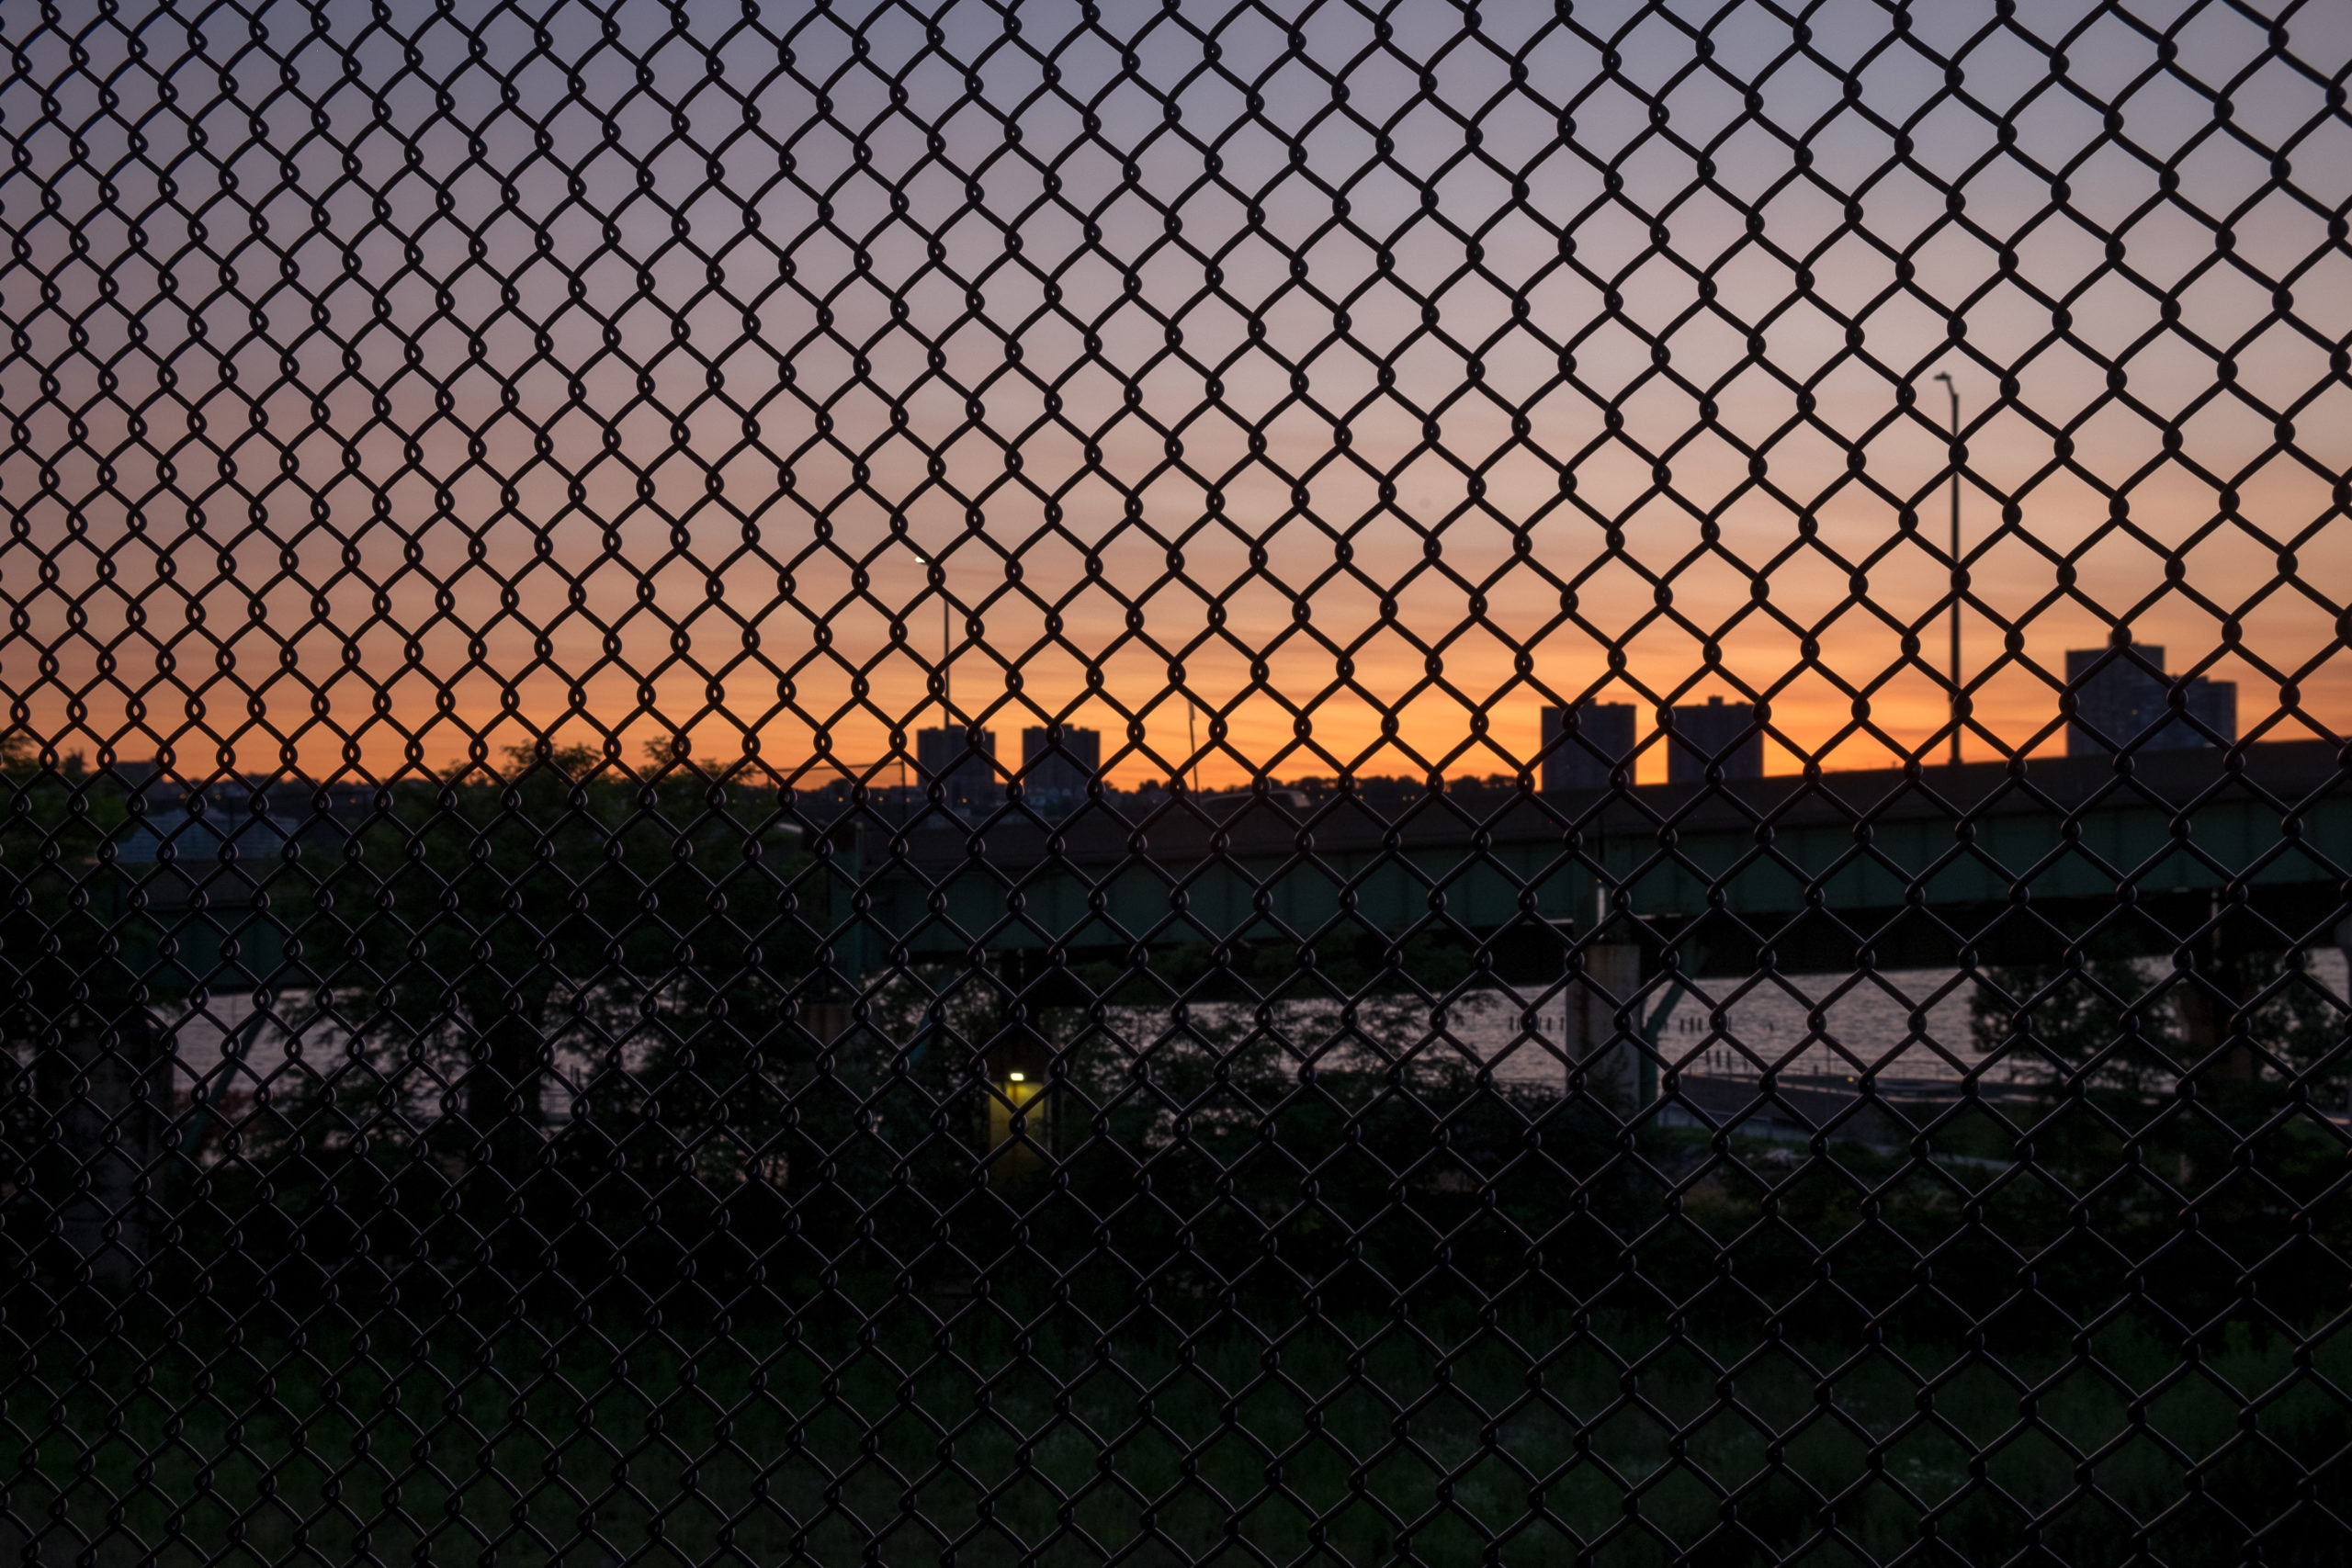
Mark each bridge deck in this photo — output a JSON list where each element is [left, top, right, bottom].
[[837, 742, 2351, 976]]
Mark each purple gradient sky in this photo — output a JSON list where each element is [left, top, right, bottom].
[[5, 0, 2348, 786]]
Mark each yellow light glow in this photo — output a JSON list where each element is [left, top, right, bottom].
[[1007, 1072, 1024, 1083]]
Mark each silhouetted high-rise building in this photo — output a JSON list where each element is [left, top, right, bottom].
[[915, 726, 999, 814], [1020, 725, 1102, 813], [2064, 640, 2235, 756], [1666, 695, 1763, 784], [1540, 702, 1636, 794]]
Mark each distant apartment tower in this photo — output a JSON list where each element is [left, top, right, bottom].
[[1666, 695, 1764, 784], [1020, 725, 1102, 813], [915, 726, 999, 814], [2064, 640, 2236, 756], [1540, 702, 1636, 793]]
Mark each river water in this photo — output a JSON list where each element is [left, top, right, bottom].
[[1090, 965, 2000, 1095], [154, 951, 2351, 1109], [1097, 950, 2352, 1098]]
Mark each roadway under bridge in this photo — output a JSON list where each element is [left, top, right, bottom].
[[831, 741, 2352, 987]]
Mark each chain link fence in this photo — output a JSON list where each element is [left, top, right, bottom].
[[6, 0, 2352, 1562]]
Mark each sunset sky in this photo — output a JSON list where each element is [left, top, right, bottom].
[[6, 0, 2348, 788]]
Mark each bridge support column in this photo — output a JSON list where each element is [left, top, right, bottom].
[[803, 822, 870, 1046], [1567, 945, 1647, 1111], [40, 999, 164, 1291], [2340, 918, 2352, 1117]]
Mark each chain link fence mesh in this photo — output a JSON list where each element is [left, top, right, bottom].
[[6, 0, 2352, 1562]]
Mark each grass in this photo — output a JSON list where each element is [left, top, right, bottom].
[[4, 1292, 2346, 1567]]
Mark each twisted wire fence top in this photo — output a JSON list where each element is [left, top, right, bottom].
[[4, 1, 2351, 1564]]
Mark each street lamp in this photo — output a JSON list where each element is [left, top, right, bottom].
[[913, 548, 950, 728], [909, 547, 956, 822], [1186, 694, 1199, 795], [1932, 371, 1962, 768]]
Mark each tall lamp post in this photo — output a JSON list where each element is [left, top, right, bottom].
[[913, 548, 952, 727], [1933, 371, 1962, 768], [925, 553, 951, 724], [911, 548, 951, 1071], [1186, 695, 1199, 795], [911, 548, 956, 823]]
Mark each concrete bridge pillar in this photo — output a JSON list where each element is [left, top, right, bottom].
[[1566, 945, 1646, 1111], [2339, 917, 2352, 1116], [40, 999, 165, 1291]]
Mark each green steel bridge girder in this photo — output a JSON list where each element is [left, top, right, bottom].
[[839, 746, 2352, 972]]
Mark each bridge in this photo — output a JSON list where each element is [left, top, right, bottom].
[[832, 741, 2352, 986]]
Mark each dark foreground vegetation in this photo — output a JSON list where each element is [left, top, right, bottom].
[[2, 751, 2348, 1563], [6, 1293, 2349, 1568]]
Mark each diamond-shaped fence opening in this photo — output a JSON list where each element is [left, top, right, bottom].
[[4, 0, 2351, 1562]]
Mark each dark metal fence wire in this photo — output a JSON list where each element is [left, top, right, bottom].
[[6, 0, 2352, 1562]]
